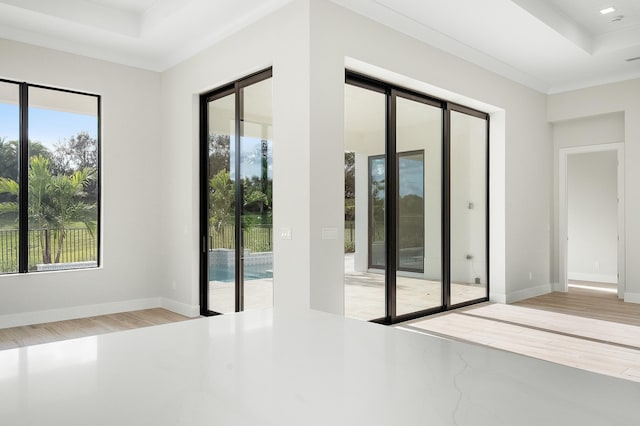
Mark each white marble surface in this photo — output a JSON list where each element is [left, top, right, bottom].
[[0, 308, 639, 425]]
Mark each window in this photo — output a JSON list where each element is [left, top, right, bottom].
[[0, 80, 100, 274]]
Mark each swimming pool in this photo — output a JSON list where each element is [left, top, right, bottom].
[[209, 263, 273, 282]]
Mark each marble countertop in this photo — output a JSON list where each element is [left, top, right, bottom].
[[1, 308, 639, 425]]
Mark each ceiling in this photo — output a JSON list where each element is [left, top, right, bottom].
[[1, 0, 639, 94]]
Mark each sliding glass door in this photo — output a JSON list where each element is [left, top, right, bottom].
[[200, 69, 273, 315], [344, 72, 489, 324], [344, 83, 386, 321], [450, 108, 488, 306], [395, 94, 442, 317]]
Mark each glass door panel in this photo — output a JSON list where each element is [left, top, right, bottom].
[[207, 93, 236, 314], [450, 110, 488, 305], [344, 84, 386, 321], [395, 96, 442, 317], [0, 81, 20, 274], [240, 79, 273, 311], [369, 156, 386, 269]]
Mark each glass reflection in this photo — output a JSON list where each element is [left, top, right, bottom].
[[207, 93, 236, 314], [395, 96, 442, 316], [450, 111, 488, 305], [0, 81, 20, 274], [241, 79, 273, 312], [344, 84, 386, 321]]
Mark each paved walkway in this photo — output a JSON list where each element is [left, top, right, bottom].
[[208, 253, 486, 318]]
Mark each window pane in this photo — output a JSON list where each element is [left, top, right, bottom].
[[344, 84, 386, 321], [207, 93, 236, 313], [241, 78, 273, 311], [27, 87, 99, 272], [395, 96, 442, 316], [0, 81, 20, 274], [450, 111, 487, 305]]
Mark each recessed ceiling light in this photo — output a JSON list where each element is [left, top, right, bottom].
[[600, 7, 616, 14]]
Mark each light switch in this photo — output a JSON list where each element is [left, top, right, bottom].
[[280, 227, 292, 240]]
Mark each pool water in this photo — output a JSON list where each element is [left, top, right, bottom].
[[209, 263, 273, 282]]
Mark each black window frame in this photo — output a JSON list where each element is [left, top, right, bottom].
[[0, 78, 101, 274]]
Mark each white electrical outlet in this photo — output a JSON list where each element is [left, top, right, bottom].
[[528, 272, 533, 281]]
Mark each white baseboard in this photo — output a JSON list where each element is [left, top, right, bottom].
[[160, 298, 200, 318], [624, 292, 640, 304], [0, 297, 162, 329], [505, 284, 552, 304], [551, 282, 563, 292], [489, 292, 506, 304], [568, 272, 617, 284]]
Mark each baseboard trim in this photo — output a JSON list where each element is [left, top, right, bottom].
[[160, 298, 200, 318], [624, 292, 640, 304], [489, 292, 507, 304], [568, 272, 617, 284], [506, 284, 552, 304], [0, 297, 162, 329]]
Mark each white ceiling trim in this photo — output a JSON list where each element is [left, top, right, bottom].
[[0, 0, 639, 93]]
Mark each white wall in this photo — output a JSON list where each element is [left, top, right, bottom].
[[308, 0, 550, 307], [159, 0, 552, 314], [159, 0, 312, 313], [0, 39, 164, 327], [548, 81, 640, 303], [567, 151, 618, 283], [0, 0, 559, 325]]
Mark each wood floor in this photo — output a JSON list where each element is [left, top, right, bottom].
[[0, 308, 190, 351], [514, 282, 640, 326], [402, 283, 640, 382]]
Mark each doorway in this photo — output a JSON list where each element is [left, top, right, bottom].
[[559, 143, 625, 299], [343, 72, 490, 324], [199, 69, 273, 315]]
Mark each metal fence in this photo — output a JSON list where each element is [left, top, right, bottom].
[[209, 224, 273, 253], [0, 228, 97, 273], [210, 224, 358, 253], [345, 222, 355, 252]]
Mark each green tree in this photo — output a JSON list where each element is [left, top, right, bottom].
[[209, 169, 235, 244], [50, 132, 98, 201], [0, 139, 51, 204], [0, 156, 96, 264], [1, 139, 52, 180], [208, 134, 231, 177], [344, 151, 355, 221], [208, 168, 268, 247]]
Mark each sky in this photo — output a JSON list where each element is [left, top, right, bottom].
[[0, 103, 97, 149]]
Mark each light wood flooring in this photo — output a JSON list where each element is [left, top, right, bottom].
[[0, 308, 190, 351], [402, 283, 640, 382], [514, 281, 640, 326]]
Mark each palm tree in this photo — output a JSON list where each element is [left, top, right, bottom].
[[0, 155, 96, 264], [209, 168, 235, 246]]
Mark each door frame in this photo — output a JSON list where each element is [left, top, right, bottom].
[[346, 71, 490, 324], [558, 143, 625, 298], [199, 68, 273, 316]]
